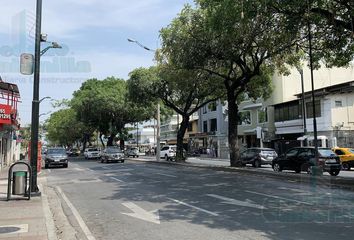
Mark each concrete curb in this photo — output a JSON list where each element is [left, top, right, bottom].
[[128, 158, 354, 190], [40, 181, 58, 240]]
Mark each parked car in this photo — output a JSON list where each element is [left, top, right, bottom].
[[101, 147, 125, 163], [126, 147, 139, 158], [67, 148, 80, 157], [272, 147, 341, 176], [84, 148, 101, 159], [45, 148, 68, 168], [240, 148, 278, 167], [332, 147, 354, 171], [160, 145, 177, 161]]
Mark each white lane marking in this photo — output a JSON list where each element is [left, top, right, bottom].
[[72, 178, 102, 184], [122, 202, 160, 224], [102, 166, 110, 170], [56, 187, 96, 240], [47, 169, 51, 173], [156, 173, 177, 178], [73, 168, 85, 171], [167, 198, 219, 216], [206, 194, 266, 210], [245, 190, 313, 205], [87, 169, 94, 172], [115, 168, 134, 171], [110, 177, 125, 183], [278, 187, 313, 196], [0, 224, 28, 235]]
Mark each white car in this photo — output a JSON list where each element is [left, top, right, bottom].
[[160, 145, 177, 161], [84, 148, 101, 159]]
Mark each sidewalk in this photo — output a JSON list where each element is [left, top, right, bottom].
[[0, 166, 56, 240]]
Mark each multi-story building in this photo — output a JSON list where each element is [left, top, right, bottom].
[[0, 80, 21, 170], [238, 64, 354, 153]]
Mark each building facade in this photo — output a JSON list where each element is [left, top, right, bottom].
[[0, 81, 21, 170]]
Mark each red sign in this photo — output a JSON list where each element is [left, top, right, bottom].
[[0, 104, 11, 124], [28, 141, 42, 173]]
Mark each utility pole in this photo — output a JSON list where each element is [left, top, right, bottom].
[[30, 0, 43, 195], [127, 38, 160, 161]]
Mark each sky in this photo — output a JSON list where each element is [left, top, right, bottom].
[[0, 0, 193, 125]]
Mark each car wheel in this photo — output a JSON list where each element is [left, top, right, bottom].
[[273, 163, 282, 172], [342, 163, 350, 171], [329, 170, 340, 176], [63, 164, 68, 168], [121, 160, 125, 163], [295, 168, 301, 173], [253, 160, 261, 168], [165, 155, 169, 161], [101, 158, 104, 163]]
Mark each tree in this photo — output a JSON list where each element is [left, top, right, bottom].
[[71, 77, 155, 149], [46, 109, 86, 146], [271, 0, 354, 68], [160, 0, 301, 166], [128, 66, 224, 161]]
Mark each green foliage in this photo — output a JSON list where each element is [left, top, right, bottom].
[[46, 109, 85, 146], [271, 0, 354, 68], [160, 0, 303, 165], [71, 77, 155, 145]]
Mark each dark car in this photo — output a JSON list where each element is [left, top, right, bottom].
[[240, 148, 278, 167], [67, 148, 80, 157], [101, 147, 125, 163], [45, 148, 68, 168], [272, 147, 341, 176]]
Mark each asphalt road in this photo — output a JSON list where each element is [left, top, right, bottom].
[[45, 157, 354, 240]]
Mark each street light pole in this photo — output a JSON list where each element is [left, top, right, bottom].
[[307, 0, 319, 163], [30, 0, 43, 194], [297, 68, 307, 137], [127, 38, 160, 161]]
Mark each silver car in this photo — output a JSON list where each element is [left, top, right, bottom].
[[101, 147, 125, 163], [45, 148, 68, 168]]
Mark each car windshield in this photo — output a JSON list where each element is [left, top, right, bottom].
[[106, 148, 122, 153], [88, 148, 99, 152], [47, 149, 66, 155], [260, 150, 276, 155], [318, 149, 336, 157], [348, 149, 354, 154]]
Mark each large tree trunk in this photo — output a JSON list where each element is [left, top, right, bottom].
[[176, 115, 189, 162], [227, 92, 241, 167], [107, 133, 115, 146]]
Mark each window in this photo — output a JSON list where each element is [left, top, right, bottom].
[[161, 146, 169, 151], [203, 121, 208, 133], [335, 149, 345, 155], [286, 149, 299, 157], [275, 101, 302, 122], [258, 108, 268, 123], [238, 111, 251, 125], [208, 101, 217, 111], [210, 118, 217, 132], [306, 100, 321, 118], [202, 105, 207, 114], [335, 100, 343, 107]]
